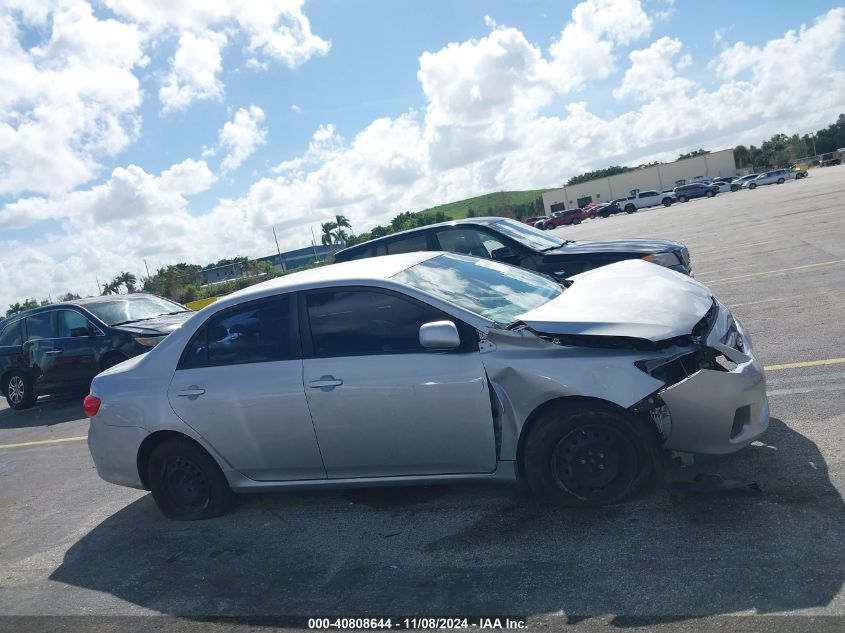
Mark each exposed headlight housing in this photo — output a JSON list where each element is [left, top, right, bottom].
[[642, 252, 680, 268], [134, 335, 166, 347]]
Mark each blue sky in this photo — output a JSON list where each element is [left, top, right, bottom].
[[1, 0, 844, 304]]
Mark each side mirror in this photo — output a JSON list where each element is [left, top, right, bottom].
[[419, 320, 461, 350], [491, 246, 519, 262]]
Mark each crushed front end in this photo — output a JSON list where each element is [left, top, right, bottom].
[[632, 300, 769, 454]]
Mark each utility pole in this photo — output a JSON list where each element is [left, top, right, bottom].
[[143, 259, 151, 280], [96, 277, 101, 296], [310, 226, 319, 259], [272, 227, 286, 272], [811, 133, 817, 159]]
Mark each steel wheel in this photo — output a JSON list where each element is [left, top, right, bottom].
[[164, 456, 211, 511], [550, 424, 638, 502]]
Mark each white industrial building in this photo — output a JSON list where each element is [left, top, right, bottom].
[[542, 148, 738, 214]]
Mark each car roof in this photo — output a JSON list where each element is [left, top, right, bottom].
[[334, 216, 505, 257], [0, 293, 178, 329], [222, 251, 440, 303]]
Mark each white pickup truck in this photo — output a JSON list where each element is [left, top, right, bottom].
[[617, 190, 675, 213]]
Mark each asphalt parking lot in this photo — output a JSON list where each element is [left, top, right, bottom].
[[1, 167, 844, 631]]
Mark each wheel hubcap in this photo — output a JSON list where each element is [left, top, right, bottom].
[[8, 376, 24, 404], [551, 424, 637, 501], [165, 457, 210, 509]]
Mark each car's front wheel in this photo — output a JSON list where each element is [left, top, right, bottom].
[[777, 177, 785, 184], [731, 184, 739, 192], [624, 204, 636, 213], [4, 371, 37, 410], [749, 182, 757, 189], [662, 198, 673, 206], [572, 218, 581, 225], [148, 439, 233, 520], [522, 402, 654, 506]]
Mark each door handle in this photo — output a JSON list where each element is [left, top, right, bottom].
[[44, 350, 63, 355], [176, 386, 206, 399], [307, 376, 343, 390]]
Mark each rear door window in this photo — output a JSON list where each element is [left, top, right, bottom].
[[180, 297, 297, 369], [25, 312, 55, 340], [435, 228, 504, 259], [0, 321, 22, 346]]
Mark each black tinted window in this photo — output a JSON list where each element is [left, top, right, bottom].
[[25, 313, 54, 340], [57, 310, 92, 337], [307, 290, 447, 357], [386, 234, 428, 255], [181, 297, 295, 368], [0, 321, 22, 346]]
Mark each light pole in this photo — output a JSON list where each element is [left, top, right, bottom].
[[811, 133, 817, 159]]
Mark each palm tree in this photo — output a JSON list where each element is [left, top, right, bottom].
[[101, 280, 121, 295], [335, 214, 353, 235], [320, 221, 337, 246], [117, 271, 137, 293], [331, 228, 349, 247]]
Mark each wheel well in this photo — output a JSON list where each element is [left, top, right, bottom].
[[100, 351, 127, 371], [136, 430, 210, 490], [514, 396, 658, 480]]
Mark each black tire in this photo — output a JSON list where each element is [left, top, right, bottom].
[[678, 195, 688, 203], [572, 218, 581, 225], [705, 190, 715, 198], [731, 184, 739, 192], [148, 439, 234, 520], [749, 182, 757, 189], [3, 370, 37, 410], [776, 178, 785, 184], [662, 198, 673, 207], [543, 223, 553, 231], [624, 204, 636, 213], [522, 402, 654, 506]]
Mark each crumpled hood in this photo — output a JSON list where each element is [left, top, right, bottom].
[[516, 259, 713, 341], [112, 311, 194, 336], [545, 238, 685, 257]]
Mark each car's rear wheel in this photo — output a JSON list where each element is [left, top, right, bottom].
[[522, 402, 654, 506], [588, 212, 597, 219], [749, 182, 757, 189], [678, 195, 688, 202], [777, 178, 785, 184], [705, 190, 715, 197], [148, 439, 233, 520], [4, 371, 37, 410]]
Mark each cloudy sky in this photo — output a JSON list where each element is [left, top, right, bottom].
[[1, 0, 844, 306]]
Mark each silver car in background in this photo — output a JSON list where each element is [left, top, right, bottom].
[[87, 253, 769, 519], [743, 169, 789, 188]]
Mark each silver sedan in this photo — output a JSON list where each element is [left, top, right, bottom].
[[86, 252, 768, 519]]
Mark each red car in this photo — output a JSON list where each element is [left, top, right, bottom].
[[541, 208, 596, 230]]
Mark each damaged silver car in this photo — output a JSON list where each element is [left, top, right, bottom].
[[86, 252, 768, 519]]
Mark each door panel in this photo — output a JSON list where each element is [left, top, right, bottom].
[[169, 361, 325, 481], [301, 287, 496, 479], [304, 353, 495, 478], [167, 295, 325, 482]]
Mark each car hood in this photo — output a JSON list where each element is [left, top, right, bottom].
[[545, 237, 684, 257], [516, 259, 713, 341], [111, 311, 194, 336]]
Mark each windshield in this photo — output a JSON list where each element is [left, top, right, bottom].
[[85, 296, 189, 326], [393, 253, 563, 325], [491, 218, 565, 251]]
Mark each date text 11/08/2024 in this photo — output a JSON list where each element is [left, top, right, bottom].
[[307, 617, 528, 629]]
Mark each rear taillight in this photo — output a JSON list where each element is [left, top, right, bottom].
[[83, 395, 101, 417]]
